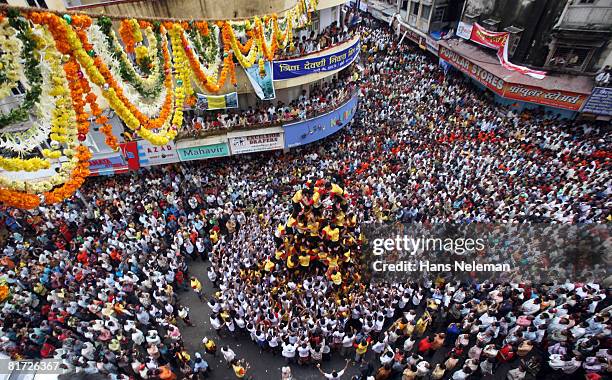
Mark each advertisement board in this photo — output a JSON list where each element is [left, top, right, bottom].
[[439, 46, 505, 94], [272, 38, 360, 80], [284, 92, 359, 148], [89, 153, 128, 176], [177, 142, 230, 162], [137, 140, 180, 167], [456, 21, 473, 40], [581, 87, 612, 116], [229, 132, 284, 155], [425, 35, 439, 55], [502, 83, 587, 111]]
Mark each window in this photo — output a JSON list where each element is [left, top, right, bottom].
[[421, 5, 431, 20], [549, 46, 592, 70], [412, 2, 419, 15], [579, 0, 595, 4], [432, 7, 445, 22], [401, 0, 409, 11], [26, 0, 48, 8]]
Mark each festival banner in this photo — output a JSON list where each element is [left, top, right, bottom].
[[438, 46, 505, 94], [195, 92, 239, 111], [273, 38, 361, 80], [581, 87, 612, 116], [284, 92, 359, 148], [137, 140, 180, 167], [458, 23, 546, 79], [502, 83, 588, 111], [177, 142, 230, 162], [229, 132, 284, 155], [244, 60, 276, 100], [119, 141, 140, 171], [469, 23, 509, 49]]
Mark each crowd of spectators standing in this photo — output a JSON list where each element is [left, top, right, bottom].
[[0, 13, 610, 380]]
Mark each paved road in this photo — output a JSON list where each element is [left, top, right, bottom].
[[179, 259, 362, 380]]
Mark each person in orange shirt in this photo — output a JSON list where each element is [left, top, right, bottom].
[[157, 364, 177, 380]]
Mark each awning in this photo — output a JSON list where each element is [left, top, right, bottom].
[[438, 39, 593, 111]]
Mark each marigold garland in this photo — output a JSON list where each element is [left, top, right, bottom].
[[0, 0, 318, 209]]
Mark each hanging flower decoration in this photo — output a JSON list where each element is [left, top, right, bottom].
[[0, 0, 318, 209]]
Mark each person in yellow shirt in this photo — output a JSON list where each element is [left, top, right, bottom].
[[231, 359, 250, 379], [326, 255, 339, 269], [329, 182, 344, 196], [287, 254, 298, 269], [330, 270, 342, 286], [322, 223, 340, 242], [298, 252, 311, 268], [202, 337, 217, 355], [354, 339, 368, 363], [190, 277, 204, 301], [264, 258, 275, 272]]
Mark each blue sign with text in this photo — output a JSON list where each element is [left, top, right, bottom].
[[581, 87, 612, 116], [272, 38, 361, 80], [283, 93, 359, 148]]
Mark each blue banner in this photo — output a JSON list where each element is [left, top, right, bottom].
[[581, 87, 612, 116], [273, 38, 361, 80], [283, 92, 359, 148], [244, 60, 276, 100]]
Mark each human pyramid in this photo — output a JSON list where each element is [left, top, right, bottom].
[[269, 178, 362, 289]]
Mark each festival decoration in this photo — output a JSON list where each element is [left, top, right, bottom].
[[0, 0, 318, 209]]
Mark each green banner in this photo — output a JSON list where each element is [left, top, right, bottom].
[[177, 143, 229, 161]]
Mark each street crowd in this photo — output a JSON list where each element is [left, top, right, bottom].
[[276, 20, 357, 59], [0, 14, 610, 380], [180, 76, 358, 139]]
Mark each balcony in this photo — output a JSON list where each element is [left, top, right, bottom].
[[177, 85, 359, 141], [562, 4, 612, 29]]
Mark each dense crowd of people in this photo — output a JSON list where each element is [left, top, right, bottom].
[[0, 14, 610, 380], [180, 77, 358, 138], [276, 20, 357, 59]]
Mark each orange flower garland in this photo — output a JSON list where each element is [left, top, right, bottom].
[[179, 29, 234, 93], [118, 19, 136, 53], [27, 12, 93, 206], [0, 189, 40, 209], [69, 15, 174, 131], [43, 146, 91, 205], [195, 21, 209, 37]]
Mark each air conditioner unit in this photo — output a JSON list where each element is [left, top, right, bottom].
[[481, 18, 501, 31], [463, 12, 480, 24]]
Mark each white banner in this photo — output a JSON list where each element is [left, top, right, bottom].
[[137, 140, 180, 167], [229, 132, 284, 155], [456, 21, 473, 40]]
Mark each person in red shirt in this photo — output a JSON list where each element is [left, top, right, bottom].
[[418, 336, 434, 356]]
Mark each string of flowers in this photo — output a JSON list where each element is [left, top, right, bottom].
[[175, 23, 234, 93], [0, 18, 22, 99], [0, 0, 319, 208], [0, 10, 43, 128], [97, 17, 165, 99]]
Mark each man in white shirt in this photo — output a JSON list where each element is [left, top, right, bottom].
[[317, 359, 350, 379]]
